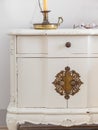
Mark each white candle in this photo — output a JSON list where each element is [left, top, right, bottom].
[[43, 0, 47, 11]]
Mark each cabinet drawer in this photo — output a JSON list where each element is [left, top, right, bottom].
[[16, 36, 47, 54], [48, 36, 98, 57]]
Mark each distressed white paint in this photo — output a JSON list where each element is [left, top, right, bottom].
[[1, 0, 98, 126], [7, 29, 98, 129]]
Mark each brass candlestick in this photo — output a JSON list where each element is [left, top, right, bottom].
[[33, 10, 63, 29]]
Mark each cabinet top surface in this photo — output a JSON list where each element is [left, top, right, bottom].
[[9, 28, 98, 36]]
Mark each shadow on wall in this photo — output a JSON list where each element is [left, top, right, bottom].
[[0, 109, 7, 126]]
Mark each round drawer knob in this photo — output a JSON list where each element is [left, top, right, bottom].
[[65, 42, 71, 48]]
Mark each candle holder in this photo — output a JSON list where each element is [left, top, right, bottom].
[[33, 10, 63, 29]]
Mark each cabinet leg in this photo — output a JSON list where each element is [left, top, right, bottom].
[[6, 113, 17, 130]]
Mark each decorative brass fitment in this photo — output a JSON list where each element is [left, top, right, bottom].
[[52, 66, 83, 100], [33, 11, 63, 29]]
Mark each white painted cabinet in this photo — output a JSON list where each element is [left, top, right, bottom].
[[7, 29, 98, 130]]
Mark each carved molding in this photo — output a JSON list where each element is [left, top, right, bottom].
[[10, 36, 15, 55], [52, 66, 83, 99]]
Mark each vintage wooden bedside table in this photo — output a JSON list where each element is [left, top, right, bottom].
[[6, 29, 98, 130]]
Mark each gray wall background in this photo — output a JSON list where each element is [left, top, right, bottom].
[[0, 0, 98, 126]]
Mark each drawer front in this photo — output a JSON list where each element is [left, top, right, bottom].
[[17, 36, 47, 54], [48, 36, 98, 57], [16, 35, 98, 56], [89, 36, 98, 54]]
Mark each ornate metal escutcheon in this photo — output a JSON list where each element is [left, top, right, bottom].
[[52, 66, 83, 100]]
